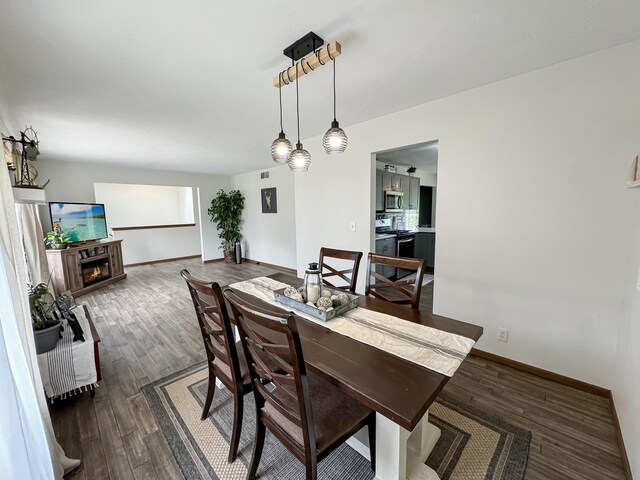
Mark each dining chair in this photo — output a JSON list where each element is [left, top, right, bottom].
[[180, 269, 251, 463], [318, 247, 363, 293], [223, 289, 376, 480], [365, 253, 426, 310]]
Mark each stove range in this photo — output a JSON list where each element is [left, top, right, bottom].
[[395, 230, 416, 240]]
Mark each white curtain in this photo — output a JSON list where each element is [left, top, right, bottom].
[[0, 164, 76, 478], [17, 204, 50, 287]]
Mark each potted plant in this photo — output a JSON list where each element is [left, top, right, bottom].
[[208, 189, 245, 263], [45, 228, 72, 249], [29, 281, 62, 354]]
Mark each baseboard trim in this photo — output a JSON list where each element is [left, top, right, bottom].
[[609, 392, 633, 479], [125, 254, 201, 267], [202, 257, 225, 264], [243, 258, 297, 275], [469, 348, 610, 398]]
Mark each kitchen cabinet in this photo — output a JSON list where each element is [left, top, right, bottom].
[[382, 171, 391, 191], [401, 176, 419, 210], [376, 169, 420, 211], [391, 173, 403, 192], [381, 171, 403, 192], [375, 237, 397, 278], [408, 177, 420, 210], [414, 232, 435, 268]]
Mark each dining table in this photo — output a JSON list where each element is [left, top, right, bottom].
[[225, 272, 483, 480]]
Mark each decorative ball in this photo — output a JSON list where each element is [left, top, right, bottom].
[[290, 293, 303, 302], [321, 290, 332, 298], [284, 286, 299, 297], [335, 293, 349, 306], [316, 297, 333, 309]]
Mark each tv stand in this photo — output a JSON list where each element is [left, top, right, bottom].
[[46, 239, 126, 297]]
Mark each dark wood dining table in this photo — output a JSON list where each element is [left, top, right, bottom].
[[226, 272, 483, 480]]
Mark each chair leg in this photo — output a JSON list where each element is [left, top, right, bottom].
[[247, 418, 265, 480], [305, 457, 317, 480], [201, 367, 216, 420], [228, 392, 243, 463], [368, 413, 376, 472]]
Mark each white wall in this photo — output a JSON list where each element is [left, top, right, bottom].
[[417, 172, 437, 187], [94, 183, 195, 227], [231, 165, 296, 269], [179, 186, 195, 225], [94, 182, 200, 264], [294, 41, 640, 474], [37, 160, 230, 262], [614, 192, 640, 478], [110, 225, 201, 265]]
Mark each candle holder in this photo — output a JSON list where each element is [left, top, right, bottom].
[[302, 262, 322, 304]]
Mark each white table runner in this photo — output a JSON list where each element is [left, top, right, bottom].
[[37, 306, 98, 400], [229, 277, 475, 377]]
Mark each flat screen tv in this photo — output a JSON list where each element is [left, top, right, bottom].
[[49, 202, 108, 243]]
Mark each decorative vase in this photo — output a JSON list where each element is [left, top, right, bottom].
[[224, 250, 235, 263], [34, 320, 62, 354], [234, 241, 243, 264]]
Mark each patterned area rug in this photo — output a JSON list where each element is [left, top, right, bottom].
[[142, 363, 529, 480], [426, 394, 531, 479]]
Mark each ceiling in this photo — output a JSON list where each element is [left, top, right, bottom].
[[377, 141, 438, 174], [1, 1, 640, 175]]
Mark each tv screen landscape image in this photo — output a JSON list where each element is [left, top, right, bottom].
[[49, 202, 108, 243]]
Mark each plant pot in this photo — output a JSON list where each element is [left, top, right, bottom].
[[34, 320, 62, 354], [223, 250, 235, 263], [51, 243, 68, 250]]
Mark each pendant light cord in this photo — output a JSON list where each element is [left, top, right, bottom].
[[278, 72, 284, 133], [295, 60, 301, 143], [332, 56, 337, 122]]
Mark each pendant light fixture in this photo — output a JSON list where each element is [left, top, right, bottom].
[[322, 54, 348, 154], [288, 64, 311, 172], [271, 72, 293, 163]]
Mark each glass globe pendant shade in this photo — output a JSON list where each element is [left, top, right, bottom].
[[271, 131, 293, 164], [322, 120, 348, 154], [288, 142, 311, 172]]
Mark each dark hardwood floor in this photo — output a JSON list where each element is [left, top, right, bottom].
[[52, 258, 626, 479]]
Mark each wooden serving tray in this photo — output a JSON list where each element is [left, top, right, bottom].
[[273, 286, 359, 322]]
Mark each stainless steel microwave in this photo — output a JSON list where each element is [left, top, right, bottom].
[[384, 191, 404, 212]]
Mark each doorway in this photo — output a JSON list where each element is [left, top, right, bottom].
[[371, 140, 438, 310]]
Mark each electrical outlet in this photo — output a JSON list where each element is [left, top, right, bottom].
[[350, 221, 356, 232], [498, 328, 509, 342]]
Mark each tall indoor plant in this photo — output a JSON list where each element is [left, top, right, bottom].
[[208, 189, 245, 263]]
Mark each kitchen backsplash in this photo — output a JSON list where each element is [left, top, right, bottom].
[[376, 210, 419, 230]]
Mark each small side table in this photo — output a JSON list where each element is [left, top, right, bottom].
[[82, 305, 102, 396]]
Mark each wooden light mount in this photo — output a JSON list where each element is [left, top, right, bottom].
[[273, 32, 342, 88]]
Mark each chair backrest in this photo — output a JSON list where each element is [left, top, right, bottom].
[[180, 269, 243, 388], [223, 289, 316, 453], [318, 247, 363, 293], [364, 253, 426, 310]]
